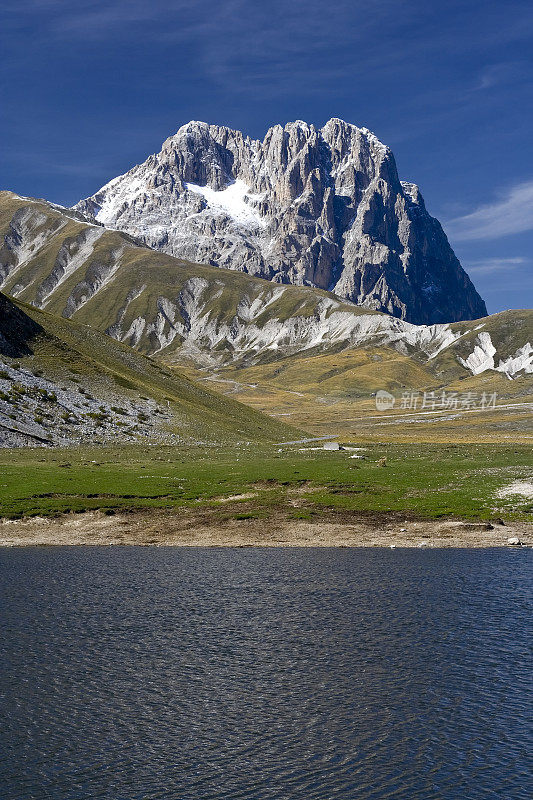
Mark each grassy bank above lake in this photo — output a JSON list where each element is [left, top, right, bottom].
[[0, 442, 531, 525]]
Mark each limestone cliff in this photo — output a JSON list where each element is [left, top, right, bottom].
[[75, 118, 487, 324]]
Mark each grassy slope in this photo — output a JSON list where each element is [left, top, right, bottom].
[[0, 294, 301, 445], [0, 441, 530, 521], [183, 339, 533, 443], [0, 191, 370, 358]]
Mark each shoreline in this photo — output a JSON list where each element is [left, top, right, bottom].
[[0, 508, 531, 548]]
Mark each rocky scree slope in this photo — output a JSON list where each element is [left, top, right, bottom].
[[0, 290, 299, 447], [75, 118, 487, 325], [0, 192, 530, 383]]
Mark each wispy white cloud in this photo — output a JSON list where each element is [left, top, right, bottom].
[[447, 180, 533, 241], [474, 61, 529, 91], [465, 257, 529, 275]]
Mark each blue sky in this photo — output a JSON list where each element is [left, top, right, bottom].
[[1, 0, 532, 313]]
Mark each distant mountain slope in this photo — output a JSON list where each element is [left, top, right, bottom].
[[194, 318, 533, 445], [0, 193, 530, 387], [0, 291, 300, 447], [74, 118, 487, 325]]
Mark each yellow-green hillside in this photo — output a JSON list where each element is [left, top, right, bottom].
[[0, 292, 301, 447]]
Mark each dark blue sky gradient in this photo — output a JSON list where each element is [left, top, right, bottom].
[[1, 0, 532, 312]]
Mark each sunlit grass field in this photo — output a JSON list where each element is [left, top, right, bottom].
[[180, 346, 533, 444], [1, 442, 531, 522]]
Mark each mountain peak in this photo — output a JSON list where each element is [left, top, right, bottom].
[[74, 119, 487, 325]]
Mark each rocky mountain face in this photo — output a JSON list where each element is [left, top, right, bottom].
[[75, 118, 487, 325], [0, 193, 530, 384]]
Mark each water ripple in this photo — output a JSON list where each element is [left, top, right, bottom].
[[0, 547, 531, 799]]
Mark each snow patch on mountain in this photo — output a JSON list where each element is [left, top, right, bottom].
[[458, 332, 497, 375], [497, 343, 533, 378], [185, 180, 267, 228], [459, 333, 532, 378]]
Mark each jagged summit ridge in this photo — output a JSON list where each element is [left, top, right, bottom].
[[75, 118, 487, 325]]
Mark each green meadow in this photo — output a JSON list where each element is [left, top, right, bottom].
[[1, 442, 531, 522]]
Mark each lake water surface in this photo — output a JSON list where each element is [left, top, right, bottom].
[[0, 547, 531, 799]]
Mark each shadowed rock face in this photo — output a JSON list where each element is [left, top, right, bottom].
[[0, 292, 42, 356], [75, 118, 487, 325]]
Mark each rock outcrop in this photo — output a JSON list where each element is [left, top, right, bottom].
[[75, 118, 487, 325]]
